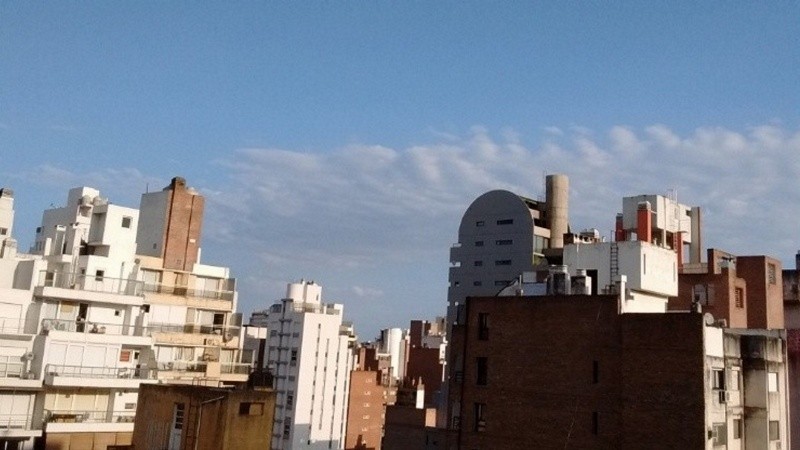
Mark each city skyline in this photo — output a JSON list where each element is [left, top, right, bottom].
[[3, 3, 799, 338]]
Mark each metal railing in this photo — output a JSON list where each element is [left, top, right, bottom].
[[145, 322, 240, 337], [142, 282, 235, 301], [45, 364, 156, 380], [0, 361, 25, 378], [0, 317, 28, 334], [157, 361, 208, 372], [41, 318, 140, 336], [0, 414, 33, 429], [287, 302, 341, 316], [221, 362, 253, 375], [44, 409, 136, 424], [37, 271, 144, 297]]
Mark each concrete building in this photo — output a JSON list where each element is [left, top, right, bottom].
[[259, 280, 356, 450], [451, 293, 788, 449], [0, 179, 249, 450], [130, 383, 275, 450], [445, 174, 569, 428], [782, 252, 800, 450]]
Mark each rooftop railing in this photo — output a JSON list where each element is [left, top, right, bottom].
[[142, 281, 235, 302], [37, 271, 144, 297], [45, 364, 156, 380], [0, 414, 34, 429], [44, 409, 135, 424], [157, 361, 207, 372], [221, 362, 253, 375], [145, 322, 240, 337]]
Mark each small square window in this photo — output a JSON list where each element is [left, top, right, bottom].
[[476, 221, 485, 227], [0, 227, 7, 236], [476, 357, 488, 386], [121, 216, 132, 228], [475, 241, 484, 247], [95, 270, 105, 282], [496, 219, 513, 225], [733, 418, 742, 439], [712, 369, 725, 390], [495, 260, 511, 266], [473, 281, 482, 287], [474, 261, 483, 267]]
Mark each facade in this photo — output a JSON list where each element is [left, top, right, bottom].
[[259, 280, 356, 450], [782, 252, 800, 450], [452, 293, 788, 449], [344, 370, 383, 450], [0, 179, 249, 450], [130, 383, 275, 450]]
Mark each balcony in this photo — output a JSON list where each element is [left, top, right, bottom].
[[143, 281, 235, 302], [35, 271, 144, 305], [0, 414, 42, 438], [0, 361, 40, 389], [44, 364, 157, 389], [43, 409, 135, 433], [40, 318, 152, 346], [0, 316, 32, 335]]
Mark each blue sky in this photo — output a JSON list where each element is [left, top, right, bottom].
[[2, 3, 799, 338]]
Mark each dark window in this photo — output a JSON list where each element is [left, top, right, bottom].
[[713, 422, 727, 445], [495, 260, 511, 266], [474, 403, 486, 432], [0, 227, 6, 236], [476, 221, 485, 227], [474, 261, 483, 267], [712, 369, 725, 390], [496, 219, 513, 225], [592, 361, 599, 384], [286, 391, 294, 408], [239, 402, 264, 415], [95, 270, 105, 282], [495, 239, 512, 245], [473, 281, 482, 286], [476, 357, 488, 385], [121, 216, 132, 228], [494, 280, 510, 286], [592, 411, 598, 435], [478, 313, 489, 340], [735, 288, 744, 308], [290, 349, 298, 366], [733, 419, 742, 439], [475, 241, 484, 247]]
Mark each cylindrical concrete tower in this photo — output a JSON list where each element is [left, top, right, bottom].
[[545, 174, 569, 249]]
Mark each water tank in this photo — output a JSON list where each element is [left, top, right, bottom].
[[571, 269, 592, 295], [547, 265, 571, 295]]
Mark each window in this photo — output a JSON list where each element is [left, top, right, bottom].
[[768, 372, 779, 392], [495, 239, 512, 245], [290, 349, 298, 366], [494, 280, 510, 286], [120, 350, 131, 362], [474, 261, 483, 267], [729, 370, 740, 391], [478, 313, 489, 340], [473, 403, 486, 432], [0, 227, 6, 236], [121, 216, 132, 228], [495, 260, 511, 266], [768, 264, 777, 284], [476, 357, 488, 386], [496, 219, 513, 225], [473, 281, 482, 286], [283, 420, 291, 439], [286, 391, 294, 408], [95, 270, 105, 282], [173, 403, 185, 430], [712, 369, 725, 390], [125, 402, 136, 410], [239, 402, 264, 415], [475, 241, 484, 247], [712, 422, 727, 446], [735, 288, 744, 308], [733, 419, 742, 439], [769, 420, 780, 440], [476, 221, 485, 227], [592, 411, 599, 435], [592, 361, 599, 384]]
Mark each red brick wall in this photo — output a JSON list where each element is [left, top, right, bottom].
[[345, 370, 384, 450]]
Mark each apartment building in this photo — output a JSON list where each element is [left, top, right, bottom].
[[259, 280, 356, 450], [0, 178, 248, 450]]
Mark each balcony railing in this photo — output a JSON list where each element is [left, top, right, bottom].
[[44, 409, 135, 424], [41, 318, 141, 336], [0, 317, 28, 334], [157, 361, 207, 372], [221, 362, 253, 375], [146, 322, 240, 337], [37, 271, 144, 297], [45, 364, 156, 380], [0, 361, 25, 379], [0, 414, 34, 429], [142, 282, 235, 302]]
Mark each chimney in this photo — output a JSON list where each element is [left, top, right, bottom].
[[636, 201, 652, 243], [614, 213, 626, 242]]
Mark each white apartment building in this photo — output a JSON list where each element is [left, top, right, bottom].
[[0, 179, 248, 450], [261, 280, 355, 450]]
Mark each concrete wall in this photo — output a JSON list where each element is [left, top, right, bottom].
[[738, 256, 784, 329]]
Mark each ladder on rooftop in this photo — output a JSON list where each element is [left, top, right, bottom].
[[610, 243, 619, 286]]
